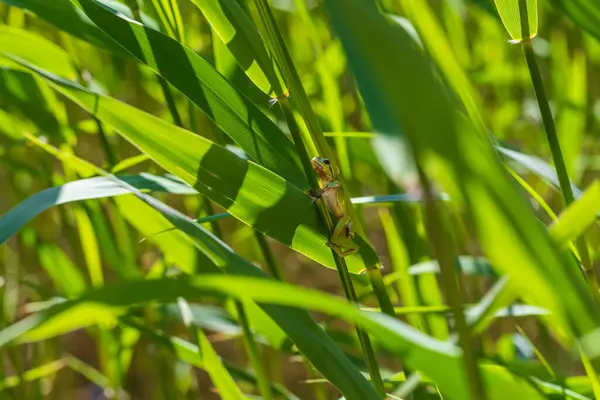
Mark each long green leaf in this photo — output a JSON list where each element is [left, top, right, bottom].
[[0, 360, 65, 391], [0, 0, 147, 57], [0, 26, 76, 79], [178, 299, 245, 400], [66, 0, 305, 186], [0, 174, 195, 246], [494, 0, 538, 41], [38, 245, 87, 298], [190, 0, 285, 97], [0, 275, 544, 400], [550, 182, 600, 247], [8, 61, 378, 273], [0, 169, 379, 398], [549, 0, 600, 43], [322, 0, 600, 356]]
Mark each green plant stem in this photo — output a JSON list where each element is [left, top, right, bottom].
[[518, 0, 598, 294], [250, 0, 326, 154], [201, 197, 223, 239], [367, 269, 396, 318], [521, 47, 571, 203], [254, 232, 283, 281], [333, 256, 385, 396], [156, 76, 183, 127], [235, 301, 273, 400], [278, 98, 317, 185], [280, 92, 385, 397], [198, 198, 272, 399], [417, 165, 486, 400], [95, 120, 117, 169], [250, 1, 387, 394]]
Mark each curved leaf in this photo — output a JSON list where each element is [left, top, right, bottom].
[[67, 0, 305, 186], [494, 0, 538, 41], [0, 275, 543, 400], [550, 182, 600, 247], [190, 0, 285, 97], [8, 61, 378, 272], [322, 0, 600, 355], [549, 0, 600, 43], [0, 26, 77, 79], [0, 0, 144, 57], [0, 173, 194, 246]]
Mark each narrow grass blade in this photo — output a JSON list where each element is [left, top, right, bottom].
[[550, 182, 600, 247], [0, 276, 545, 400], [72, 207, 104, 287], [397, 1, 485, 131], [149, 0, 185, 41], [190, 0, 285, 97], [497, 146, 584, 199], [10, 60, 378, 273], [0, 0, 131, 57], [494, 0, 538, 41], [548, 0, 600, 43], [66, 0, 305, 185], [322, 0, 600, 358], [0, 359, 65, 391], [177, 299, 246, 400], [0, 174, 195, 246], [37, 245, 87, 298], [114, 195, 214, 274], [0, 26, 76, 79]]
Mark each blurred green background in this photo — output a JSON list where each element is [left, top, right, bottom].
[[2, 0, 600, 399]]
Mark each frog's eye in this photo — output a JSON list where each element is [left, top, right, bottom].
[[323, 159, 330, 165]]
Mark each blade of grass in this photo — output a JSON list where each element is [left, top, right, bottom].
[[0, 274, 546, 400], [322, 0, 600, 359], [548, 0, 600, 44], [247, 2, 389, 392], [66, 0, 306, 186], [513, 0, 599, 296], [0, 359, 65, 391], [8, 59, 378, 273], [189, 0, 285, 98], [177, 298, 246, 400]]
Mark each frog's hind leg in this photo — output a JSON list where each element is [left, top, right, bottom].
[[326, 216, 359, 257], [326, 241, 359, 257]]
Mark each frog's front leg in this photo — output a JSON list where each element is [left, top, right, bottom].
[[326, 216, 359, 257]]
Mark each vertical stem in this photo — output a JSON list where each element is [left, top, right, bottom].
[[518, 0, 598, 293], [95, 120, 117, 168], [236, 302, 273, 400], [199, 199, 272, 399], [254, 232, 284, 281], [280, 94, 386, 396], [278, 98, 317, 186], [249, 1, 388, 393], [417, 165, 486, 400], [367, 269, 396, 318], [334, 256, 386, 396], [156, 76, 183, 127]]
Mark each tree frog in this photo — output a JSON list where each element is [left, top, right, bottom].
[[310, 156, 359, 257]]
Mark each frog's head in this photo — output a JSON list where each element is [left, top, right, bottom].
[[311, 156, 334, 180]]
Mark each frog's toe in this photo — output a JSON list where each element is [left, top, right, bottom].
[[307, 188, 321, 198]]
